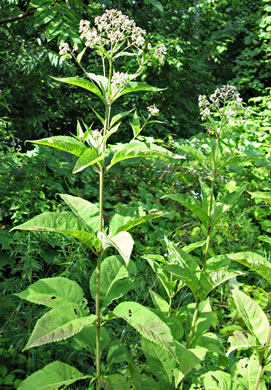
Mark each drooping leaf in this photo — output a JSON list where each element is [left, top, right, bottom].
[[29, 136, 87, 157], [59, 194, 99, 233], [200, 269, 244, 299], [18, 361, 90, 390], [89, 256, 136, 310], [10, 212, 93, 249], [15, 277, 85, 308], [107, 140, 180, 171], [24, 303, 96, 350], [141, 338, 175, 387], [51, 76, 105, 102], [98, 231, 134, 265], [232, 288, 270, 345], [228, 252, 271, 283], [113, 301, 177, 359]]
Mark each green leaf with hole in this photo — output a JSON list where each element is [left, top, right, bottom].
[[18, 361, 90, 390], [15, 277, 85, 308]]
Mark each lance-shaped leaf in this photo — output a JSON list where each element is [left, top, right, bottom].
[[141, 338, 176, 386], [72, 148, 104, 173], [232, 288, 270, 345], [86, 72, 109, 97], [89, 255, 136, 310], [24, 303, 96, 350], [227, 331, 258, 356], [109, 210, 166, 236], [176, 144, 209, 170], [107, 140, 180, 171], [110, 109, 133, 128], [200, 269, 244, 300], [163, 193, 208, 224], [18, 361, 90, 390], [114, 301, 177, 359], [228, 252, 271, 284], [29, 135, 87, 157], [248, 191, 271, 202], [59, 194, 99, 233], [15, 277, 85, 308], [112, 82, 165, 102], [10, 212, 93, 249], [98, 231, 134, 266], [51, 76, 105, 102]]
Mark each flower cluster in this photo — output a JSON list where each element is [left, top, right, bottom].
[[111, 72, 129, 88], [59, 42, 70, 59], [154, 44, 167, 65], [79, 9, 146, 52], [147, 104, 159, 117]]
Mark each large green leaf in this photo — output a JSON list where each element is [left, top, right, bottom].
[[24, 303, 96, 350], [102, 374, 132, 390], [59, 194, 99, 233], [15, 277, 85, 308], [232, 354, 267, 390], [232, 288, 270, 345], [113, 301, 176, 359], [51, 76, 105, 102], [112, 82, 164, 102], [98, 231, 134, 265], [176, 144, 209, 170], [29, 136, 87, 157], [141, 338, 175, 387], [228, 252, 271, 283], [74, 325, 110, 358], [18, 361, 90, 390], [200, 269, 244, 299], [89, 256, 136, 310], [227, 331, 258, 356], [107, 140, 180, 171], [11, 212, 93, 249], [195, 332, 226, 358], [248, 191, 271, 202]]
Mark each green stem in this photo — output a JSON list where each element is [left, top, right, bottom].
[[254, 326, 271, 390], [187, 300, 200, 349]]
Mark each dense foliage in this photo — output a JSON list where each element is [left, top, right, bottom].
[[0, 1, 271, 389]]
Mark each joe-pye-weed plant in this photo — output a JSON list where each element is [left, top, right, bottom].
[[11, 9, 271, 390]]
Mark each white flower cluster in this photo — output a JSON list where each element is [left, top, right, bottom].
[[154, 44, 167, 65], [147, 104, 159, 116], [111, 72, 129, 88], [79, 9, 146, 51], [198, 85, 243, 121], [59, 42, 70, 59]]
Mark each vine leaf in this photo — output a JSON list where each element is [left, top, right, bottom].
[[89, 256, 136, 310], [113, 301, 177, 360], [18, 361, 90, 390], [232, 288, 270, 345], [10, 212, 93, 249], [15, 277, 85, 308], [24, 303, 96, 350]]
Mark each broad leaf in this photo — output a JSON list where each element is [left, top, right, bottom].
[[74, 325, 110, 358], [11, 212, 93, 249], [15, 277, 84, 308], [107, 339, 133, 365], [196, 332, 226, 357], [51, 76, 104, 102], [228, 252, 271, 283], [102, 374, 132, 390], [232, 354, 267, 390], [18, 361, 90, 390], [89, 256, 136, 310], [113, 301, 177, 359], [149, 289, 169, 313], [227, 331, 258, 356], [232, 288, 270, 345], [190, 370, 232, 390], [24, 303, 96, 350], [164, 193, 208, 224], [107, 140, 180, 171], [29, 136, 87, 157], [98, 231, 134, 265], [59, 194, 99, 233], [200, 269, 244, 299]]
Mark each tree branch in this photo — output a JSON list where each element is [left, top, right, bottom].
[[0, 8, 35, 25]]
